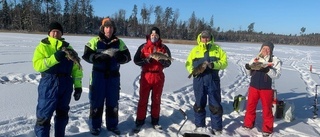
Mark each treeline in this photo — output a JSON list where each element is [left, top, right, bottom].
[[1, 0, 319, 46]]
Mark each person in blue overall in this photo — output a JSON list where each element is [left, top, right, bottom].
[[185, 30, 228, 135], [82, 17, 131, 136], [32, 21, 83, 137]]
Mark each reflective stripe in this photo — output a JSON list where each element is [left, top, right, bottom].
[[41, 73, 69, 77]]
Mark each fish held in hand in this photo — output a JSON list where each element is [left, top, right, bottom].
[[61, 47, 82, 70], [249, 62, 263, 70], [188, 61, 210, 78], [107, 38, 118, 45], [149, 52, 174, 61], [100, 48, 119, 57], [251, 62, 273, 70]]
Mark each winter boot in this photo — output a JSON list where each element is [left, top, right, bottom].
[[211, 129, 222, 135], [153, 124, 163, 130], [133, 119, 145, 133], [262, 132, 271, 137], [108, 127, 120, 135], [90, 128, 101, 136]]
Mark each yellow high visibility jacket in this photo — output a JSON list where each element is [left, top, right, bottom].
[[32, 36, 82, 88]]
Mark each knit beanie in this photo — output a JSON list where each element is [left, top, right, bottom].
[[200, 30, 210, 38], [48, 21, 63, 35], [100, 17, 117, 34], [260, 41, 274, 55], [260, 41, 274, 62], [150, 27, 160, 38]]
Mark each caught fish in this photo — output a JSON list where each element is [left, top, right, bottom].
[[250, 61, 273, 70], [100, 48, 119, 57], [61, 47, 82, 70], [149, 52, 174, 61], [107, 38, 118, 45], [188, 61, 211, 78], [249, 62, 264, 70]]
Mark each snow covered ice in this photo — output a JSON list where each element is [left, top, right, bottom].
[[1, 32, 320, 136]]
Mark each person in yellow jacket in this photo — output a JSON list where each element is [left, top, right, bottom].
[[32, 21, 83, 137], [185, 30, 228, 135]]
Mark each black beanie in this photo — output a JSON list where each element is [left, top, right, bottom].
[[48, 21, 63, 35], [150, 27, 160, 37]]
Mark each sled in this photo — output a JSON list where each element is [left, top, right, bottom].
[[177, 109, 210, 137]]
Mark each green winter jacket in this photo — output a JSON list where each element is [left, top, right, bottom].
[[32, 36, 83, 88]]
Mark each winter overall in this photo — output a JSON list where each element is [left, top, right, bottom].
[[82, 34, 131, 131], [192, 45, 223, 131], [34, 37, 80, 137], [134, 37, 171, 125], [185, 33, 228, 131], [89, 38, 121, 130]]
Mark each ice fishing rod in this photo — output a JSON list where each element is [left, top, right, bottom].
[[177, 109, 211, 137], [177, 109, 188, 137], [177, 109, 212, 137], [309, 65, 319, 118], [314, 85, 319, 118]]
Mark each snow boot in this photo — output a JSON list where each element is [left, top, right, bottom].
[[90, 128, 101, 136], [108, 127, 120, 135]]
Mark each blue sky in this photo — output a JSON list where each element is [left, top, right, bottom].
[[91, 0, 320, 35]]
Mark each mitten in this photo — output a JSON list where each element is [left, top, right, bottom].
[[259, 67, 270, 73], [54, 50, 66, 62], [114, 52, 126, 62], [61, 41, 70, 47], [158, 59, 170, 67], [245, 63, 251, 70], [144, 57, 153, 64], [73, 88, 82, 101], [209, 62, 214, 69], [158, 59, 166, 65]]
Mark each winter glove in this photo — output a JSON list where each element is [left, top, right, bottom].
[[61, 41, 70, 47], [158, 59, 165, 65], [259, 67, 270, 73], [144, 57, 154, 64], [93, 53, 110, 63], [73, 88, 82, 101], [209, 62, 214, 69], [54, 50, 66, 62], [158, 59, 170, 67], [245, 63, 251, 70], [114, 51, 126, 63]]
